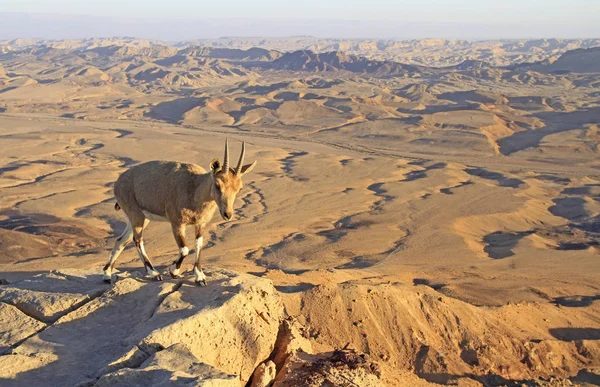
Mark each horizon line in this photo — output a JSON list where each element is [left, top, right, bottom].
[[1, 12, 598, 41]]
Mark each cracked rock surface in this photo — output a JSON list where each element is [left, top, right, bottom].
[[0, 269, 109, 323], [0, 302, 46, 355], [0, 268, 284, 386], [93, 343, 239, 387]]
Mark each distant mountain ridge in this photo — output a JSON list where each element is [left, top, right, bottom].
[[264, 50, 422, 76], [508, 46, 600, 74], [3, 36, 600, 67], [2, 39, 600, 92], [543, 46, 600, 73], [177, 46, 282, 61]]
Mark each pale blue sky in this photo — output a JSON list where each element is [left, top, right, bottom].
[[1, 0, 599, 39], [2, 0, 598, 23]]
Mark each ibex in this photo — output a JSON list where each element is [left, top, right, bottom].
[[103, 139, 256, 285]]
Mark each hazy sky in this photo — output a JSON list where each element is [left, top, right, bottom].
[[2, 0, 598, 22], [1, 0, 599, 39]]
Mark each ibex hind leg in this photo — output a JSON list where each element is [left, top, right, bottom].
[[103, 220, 134, 283], [133, 218, 163, 281]]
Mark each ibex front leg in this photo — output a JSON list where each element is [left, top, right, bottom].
[[169, 223, 188, 279], [193, 225, 207, 286]]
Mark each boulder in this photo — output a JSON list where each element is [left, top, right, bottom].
[[0, 268, 284, 386], [249, 360, 276, 387], [135, 268, 283, 383]]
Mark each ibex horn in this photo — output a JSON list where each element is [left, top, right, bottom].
[[222, 138, 230, 173], [235, 141, 246, 175]]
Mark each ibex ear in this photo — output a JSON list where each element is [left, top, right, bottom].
[[240, 160, 257, 175], [210, 158, 221, 175]]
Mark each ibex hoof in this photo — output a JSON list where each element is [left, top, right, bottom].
[[195, 279, 207, 287], [153, 274, 164, 281], [102, 278, 112, 284], [168, 265, 182, 279]]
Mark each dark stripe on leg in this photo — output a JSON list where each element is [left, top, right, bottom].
[[175, 254, 187, 269], [144, 259, 156, 271], [134, 238, 150, 271]]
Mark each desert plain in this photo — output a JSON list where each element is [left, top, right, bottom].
[[0, 37, 599, 386]]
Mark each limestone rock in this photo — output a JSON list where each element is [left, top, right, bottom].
[[93, 343, 238, 387], [250, 360, 276, 387], [136, 268, 283, 384], [0, 277, 178, 386], [0, 269, 109, 323], [0, 268, 284, 387], [0, 302, 46, 354]]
